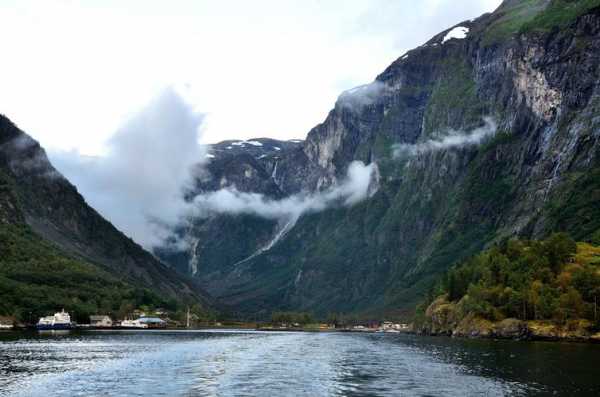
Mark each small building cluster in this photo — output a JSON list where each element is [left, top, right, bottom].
[[30, 306, 188, 330], [379, 321, 410, 332], [0, 316, 14, 330], [89, 315, 112, 328], [344, 321, 410, 333], [88, 314, 167, 329]]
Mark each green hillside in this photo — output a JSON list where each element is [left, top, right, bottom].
[[0, 223, 175, 324], [416, 234, 600, 330], [0, 116, 214, 324]]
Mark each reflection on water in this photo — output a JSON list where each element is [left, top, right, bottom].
[[1, 330, 599, 396]]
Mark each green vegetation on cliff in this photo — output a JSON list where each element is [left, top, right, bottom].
[[483, 0, 600, 45], [417, 234, 600, 329], [0, 223, 180, 324], [483, 0, 549, 44], [423, 58, 483, 136], [1, 115, 215, 324], [545, 166, 600, 243], [521, 0, 600, 33]]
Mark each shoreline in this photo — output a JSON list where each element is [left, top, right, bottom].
[[2, 325, 399, 334], [412, 330, 600, 344], [415, 316, 600, 344], [4, 325, 600, 344]]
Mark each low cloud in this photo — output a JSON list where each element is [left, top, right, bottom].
[[337, 80, 390, 111], [189, 161, 378, 221], [50, 88, 206, 248], [1, 134, 62, 179], [162, 160, 379, 255], [47, 90, 491, 252], [50, 88, 378, 251], [392, 117, 497, 158]]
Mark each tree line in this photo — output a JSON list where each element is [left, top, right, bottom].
[[419, 233, 600, 325]]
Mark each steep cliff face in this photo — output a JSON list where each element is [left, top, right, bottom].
[[157, 138, 304, 283], [158, 0, 600, 319], [0, 115, 212, 307]]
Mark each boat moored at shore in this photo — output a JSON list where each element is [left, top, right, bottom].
[[119, 319, 148, 329], [36, 309, 73, 330]]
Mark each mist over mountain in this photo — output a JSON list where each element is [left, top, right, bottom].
[[50, 88, 206, 248], [0, 114, 212, 320]]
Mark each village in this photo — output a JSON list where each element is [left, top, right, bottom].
[[0, 309, 411, 333], [260, 320, 411, 333], [0, 308, 199, 331]]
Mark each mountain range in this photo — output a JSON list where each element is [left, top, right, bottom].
[[156, 0, 600, 319], [2, 0, 600, 322]]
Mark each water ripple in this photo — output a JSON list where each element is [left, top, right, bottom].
[[1, 330, 599, 396]]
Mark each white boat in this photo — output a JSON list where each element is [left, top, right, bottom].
[[120, 319, 148, 329], [36, 309, 73, 330]]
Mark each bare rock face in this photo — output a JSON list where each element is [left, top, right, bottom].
[[423, 297, 459, 335], [418, 298, 531, 340], [157, 2, 600, 319], [453, 314, 495, 338], [510, 46, 563, 121], [195, 138, 304, 195], [528, 319, 594, 341], [492, 318, 529, 339]]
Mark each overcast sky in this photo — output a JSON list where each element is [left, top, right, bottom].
[[2, 0, 503, 247], [1, 0, 501, 155]]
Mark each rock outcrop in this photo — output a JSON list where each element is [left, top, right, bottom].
[[417, 301, 600, 342]]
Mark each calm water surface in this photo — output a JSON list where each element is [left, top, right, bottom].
[[1, 329, 599, 396]]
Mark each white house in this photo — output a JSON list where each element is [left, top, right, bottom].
[[90, 315, 113, 328], [0, 317, 13, 329]]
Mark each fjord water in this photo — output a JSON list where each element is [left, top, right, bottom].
[[1, 330, 599, 396]]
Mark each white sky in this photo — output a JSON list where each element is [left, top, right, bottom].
[[0, 0, 502, 155]]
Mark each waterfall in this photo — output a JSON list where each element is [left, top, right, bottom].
[[230, 214, 299, 267], [271, 161, 278, 180], [188, 238, 200, 276]]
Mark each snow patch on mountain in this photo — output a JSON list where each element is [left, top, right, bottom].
[[442, 26, 469, 43]]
